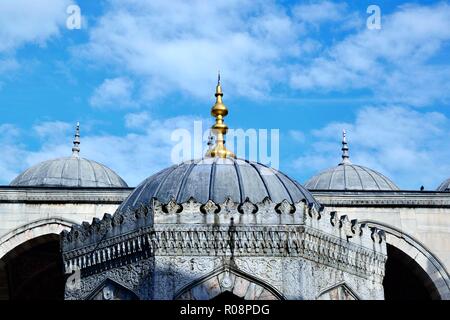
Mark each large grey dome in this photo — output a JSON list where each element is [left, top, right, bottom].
[[10, 123, 128, 188], [437, 178, 450, 191], [10, 157, 128, 188], [305, 131, 398, 191], [117, 157, 321, 213]]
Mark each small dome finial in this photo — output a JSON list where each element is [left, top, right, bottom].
[[207, 130, 215, 151], [340, 129, 351, 165], [205, 73, 235, 159], [72, 122, 80, 157]]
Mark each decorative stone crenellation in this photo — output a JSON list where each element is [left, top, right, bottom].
[[61, 192, 389, 300], [61, 197, 387, 284]]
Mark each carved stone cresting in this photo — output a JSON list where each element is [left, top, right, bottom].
[[340, 215, 354, 239], [238, 198, 257, 215], [62, 196, 387, 300], [163, 198, 182, 214], [184, 197, 200, 212], [201, 200, 220, 214], [330, 211, 339, 227], [222, 197, 236, 213], [275, 199, 295, 215]]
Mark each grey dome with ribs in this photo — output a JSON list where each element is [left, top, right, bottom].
[[10, 123, 128, 188], [117, 157, 321, 213], [10, 157, 128, 188], [305, 164, 399, 191], [437, 178, 450, 192]]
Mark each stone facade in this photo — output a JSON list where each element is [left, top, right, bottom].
[[0, 187, 130, 299], [61, 196, 386, 300], [0, 186, 449, 300], [0, 187, 130, 250], [313, 190, 450, 300]]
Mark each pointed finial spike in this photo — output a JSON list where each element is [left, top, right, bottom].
[[340, 129, 351, 165], [72, 122, 81, 157], [207, 130, 215, 151], [205, 73, 235, 159]]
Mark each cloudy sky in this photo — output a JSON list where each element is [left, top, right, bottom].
[[1, 0, 450, 189]]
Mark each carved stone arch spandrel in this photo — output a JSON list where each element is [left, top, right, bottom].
[[174, 265, 285, 300], [85, 278, 140, 300]]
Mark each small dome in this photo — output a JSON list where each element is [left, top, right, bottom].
[[10, 157, 128, 188], [437, 178, 450, 191], [117, 157, 321, 214], [305, 163, 399, 191], [305, 130, 398, 191], [10, 123, 128, 188]]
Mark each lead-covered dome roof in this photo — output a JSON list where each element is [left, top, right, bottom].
[[117, 157, 321, 213], [10, 123, 128, 188], [10, 157, 128, 188], [305, 164, 399, 191], [305, 131, 399, 191], [437, 178, 450, 191]]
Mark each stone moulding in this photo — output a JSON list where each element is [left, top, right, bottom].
[[0, 187, 131, 204], [311, 191, 450, 208], [61, 197, 387, 282]]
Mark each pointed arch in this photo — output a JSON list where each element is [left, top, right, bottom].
[[0, 218, 76, 300], [85, 278, 139, 300], [317, 281, 360, 300], [174, 265, 285, 300], [362, 220, 450, 300], [0, 218, 75, 260]]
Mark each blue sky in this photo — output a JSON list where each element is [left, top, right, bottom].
[[1, 0, 450, 189]]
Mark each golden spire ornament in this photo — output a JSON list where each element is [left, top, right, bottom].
[[205, 73, 236, 159]]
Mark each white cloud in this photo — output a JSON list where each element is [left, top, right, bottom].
[[3, 105, 450, 190], [290, 3, 450, 106], [0, 115, 210, 187], [76, 115, 211, 185], [34, 121, 71, 140], [76, 0, 307, 100], [0, 0, 71, 53], [0, 123, 21, 142], [291, 105, 450, 190], [289, 130, 306, 143], [1, 1, 448, 110], [293, 1, 349, 25], [77, 1, 450, 107], [0, 124, 27, 183], [90, 77, 138, 108], [0, 0, 72, 80], [125, 112, 152, 130], [0, 58, 19, 74]]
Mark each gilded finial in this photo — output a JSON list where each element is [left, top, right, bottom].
[[72, 122, 80, 157], [340, 129, 351, 165], [205, 73, 235, 159]]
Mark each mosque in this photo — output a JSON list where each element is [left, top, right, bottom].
[[0, 78, 448, 300]]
